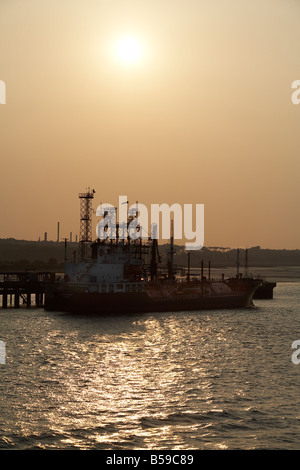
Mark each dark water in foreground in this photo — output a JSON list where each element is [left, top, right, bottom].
[[0, 282, 299, 450]]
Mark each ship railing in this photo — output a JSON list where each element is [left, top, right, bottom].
[[55, 280, 146, 293]]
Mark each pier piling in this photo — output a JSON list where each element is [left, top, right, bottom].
[[0, 272, 51, 309]]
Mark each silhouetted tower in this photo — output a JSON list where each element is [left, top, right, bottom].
[[79, 188, 95, 261]]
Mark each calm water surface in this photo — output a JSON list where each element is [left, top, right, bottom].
[[0, 282, 299, 450]]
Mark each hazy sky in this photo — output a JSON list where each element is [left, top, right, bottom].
[[1, 0, 300, 249]]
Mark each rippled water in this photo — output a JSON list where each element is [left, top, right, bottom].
[[0, 282, 299, 450]]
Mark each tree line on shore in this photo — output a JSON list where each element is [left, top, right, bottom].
[[0, 238, 299, 272]]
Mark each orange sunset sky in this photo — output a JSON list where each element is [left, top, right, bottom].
[[0, 0, 300, 249]]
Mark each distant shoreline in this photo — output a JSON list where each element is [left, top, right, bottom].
[[0, 239, 299, 281]]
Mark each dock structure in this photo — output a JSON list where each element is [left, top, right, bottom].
[[0, 272, 53, 309]]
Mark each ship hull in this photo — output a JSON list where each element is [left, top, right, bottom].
[[44, 283, 259, 315], [253, 281, 276, 299]]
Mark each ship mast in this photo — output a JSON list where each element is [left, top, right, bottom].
[[150, 223, 158, 281], [245, 247, 248, 277], [168, 219, 175, 281], [187, 252, 190, 282]]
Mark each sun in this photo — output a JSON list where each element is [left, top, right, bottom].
[[114, 36, 143, 65]]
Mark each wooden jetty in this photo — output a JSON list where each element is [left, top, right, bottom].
[[0, 272, 53, 308]]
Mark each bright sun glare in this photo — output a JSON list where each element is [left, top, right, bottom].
[[114, 36, 143, 65]]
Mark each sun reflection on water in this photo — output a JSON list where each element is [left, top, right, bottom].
[[2, 286, 300, 449]]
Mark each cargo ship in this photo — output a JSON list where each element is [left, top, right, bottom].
[[44, 191, 261, 314]]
